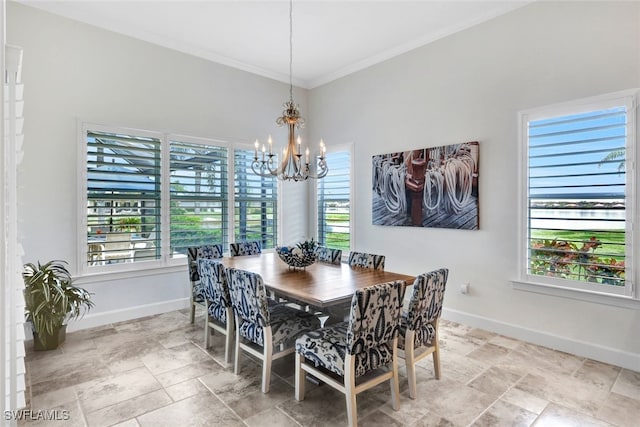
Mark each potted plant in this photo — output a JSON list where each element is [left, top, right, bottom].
[[22, 260, 94, 350], [116, 216, 141, 233]]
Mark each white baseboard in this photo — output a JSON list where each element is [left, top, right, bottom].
[[66, 298, 190, 332], [442, 308, 640, 372]]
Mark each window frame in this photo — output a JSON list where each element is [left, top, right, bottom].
[[232, 147, 279, 250], [314, 142, 354, 256], [166, 134, 231, 265], [77, 123, 280, 277], [515, 89, 639, 304]]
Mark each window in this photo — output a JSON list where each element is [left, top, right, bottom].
[[86, 129, 162, 266], [81, 124, 277, 273], [519, 91, 636, 297], [169, 138, 228, 257], [317, 148, 352, 252], [233, 149, 278, 249]]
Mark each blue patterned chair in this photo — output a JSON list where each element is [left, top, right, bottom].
[[229, 241, 262, 257], [347, 251, 385, 271], [187, 244, 224, 325], [315, 246, 343, 265], [398, 268, 448, 399], [226, 268, 321, 393], [294, 280, 406, 427], [198, 258, 234, 364]]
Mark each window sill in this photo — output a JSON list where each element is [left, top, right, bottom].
[[511, 280, 640, 310], [74, 263, 185, 285]]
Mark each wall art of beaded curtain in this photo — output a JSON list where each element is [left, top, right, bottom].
[[372, 141, 479, 229]]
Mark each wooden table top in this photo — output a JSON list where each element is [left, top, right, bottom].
[[221, 252, 415, 309]]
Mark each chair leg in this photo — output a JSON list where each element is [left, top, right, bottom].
[[405, 331, 417, 399], [234, 316, 241, 375], [204, 316, 210, 348], [224, 311, 234, 365], [295, 352, 305, 401], [433, 336, 441, 380], [390, 338, 401, 411], [262, 328, 273, 394], [344, 354, 357, 427]]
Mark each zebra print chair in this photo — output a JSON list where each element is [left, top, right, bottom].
[[187, 244, 223, 325], [294, 280, 405, 427], [347, 251, 385, 271], [398, 268, 448, 399], [198, 258, 234, 364], [226, 268, 320, 393], [315, 246, 342, 265], [229, 241, 262, 257]]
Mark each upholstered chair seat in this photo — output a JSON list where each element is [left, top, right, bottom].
[[295, 280, 405, 427], [398, 268, 448, 399], [236, 302, 319, 348], [347, 251, 385, 270], [315, 246, 343, 265], [198, 258, 234, 364], [187, 244, 223, 327], [226, 267, 320, 393], [229, 241, 261, 257]]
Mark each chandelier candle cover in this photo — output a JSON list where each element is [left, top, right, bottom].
[[251, 0, 328, 181]]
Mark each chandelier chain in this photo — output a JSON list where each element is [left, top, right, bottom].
[[250, 0, 328, 181], [289, 0, 293, 103]]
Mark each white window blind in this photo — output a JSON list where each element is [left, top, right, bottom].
[[318, 150, 351, 251], [233, 149, 278, 249], [524, 95, 634, 296], [169, 139, 228, 256], [86, 130, 162, 266]]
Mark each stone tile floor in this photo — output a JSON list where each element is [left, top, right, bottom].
[[19, 309, 640, 427]]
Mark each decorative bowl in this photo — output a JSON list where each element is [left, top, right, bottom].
[[276, 246, 317, 269]]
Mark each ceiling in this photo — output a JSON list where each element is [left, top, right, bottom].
[[19, 0, 529, 89]]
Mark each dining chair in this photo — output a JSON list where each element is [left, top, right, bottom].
[[315, 246, 342, 265], [187, 244, 224, 324], [88, 243, 105, 266], [226, 267, 321, 393], [103, 232, 134, 263], [198, 258, 234, 364], [398, 268, 448, 399], [347, 251, 385, 270], [229, 241, 261, 256], [294, 280, 406, 427]]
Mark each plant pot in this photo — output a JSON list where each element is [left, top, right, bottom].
[[33, 325, 67, 351]]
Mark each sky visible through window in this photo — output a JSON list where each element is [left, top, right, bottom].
[[528, 106, 626, 232]]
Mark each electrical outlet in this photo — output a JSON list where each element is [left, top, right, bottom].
[[460, 282, 470, 294]]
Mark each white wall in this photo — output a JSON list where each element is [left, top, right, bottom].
[[9, 0, 640, 369], [8, 2, 309, 327], [308, 1, 640, 369]]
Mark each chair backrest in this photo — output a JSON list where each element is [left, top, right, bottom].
[[187, 244, 224, 282], [197, 258, 231, 309], [226, 268, 270, 328], [405, 268, 448, 347], [104, 232, 132, 251], [348, 251, 385, 271], [315, 246, 342, 265], [346, 280, 405, 360], [229, 241, 262, 257]]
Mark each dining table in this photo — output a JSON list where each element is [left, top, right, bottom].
[[220, 252, 415, 310]]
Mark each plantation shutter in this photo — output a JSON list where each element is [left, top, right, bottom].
[[527, 105, 629, 293], [233, 149, 278, 249], [318, 150, 351, 251], [169, 139, 228, 256], [86, 130, 162, 265]]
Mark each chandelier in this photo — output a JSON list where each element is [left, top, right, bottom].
[[251, 0, 328, 181]]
